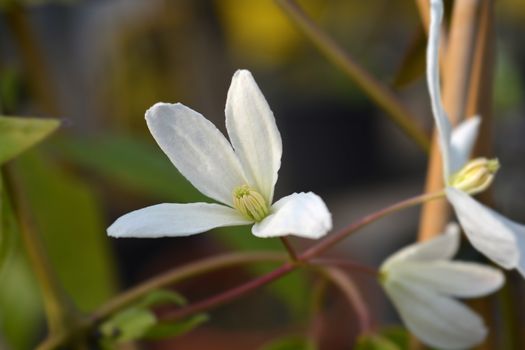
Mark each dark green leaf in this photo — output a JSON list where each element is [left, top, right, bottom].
[[0, 251, 43, 350], [356, 327, 411, 350], [258, 335, 317, 350], [0, 172, 18, 275], [100, 307, 156, 342], [52, 134, 204, 202], [0, 116, 59, 165], [356, 334, 400, 350], [14, 151, 117, 310], [139, 289, 187, 308], [143, 313, 209, 340]]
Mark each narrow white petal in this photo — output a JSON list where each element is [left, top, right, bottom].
[[108, 203, 251, 238], [395, 261, 504, 298], [384, 279, 486, 350], [146, 103, 247, 205], [446, 187, 519, 269], [381, 223, 459, 270], [251, 192, 332, 239], [427, 0, 453, 178], [450, 116, 481, 174], [225, 70, 282, 204]]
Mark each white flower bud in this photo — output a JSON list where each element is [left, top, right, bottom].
[[449, 157, 499, 195]]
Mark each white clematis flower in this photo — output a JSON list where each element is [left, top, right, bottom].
[[381, 223, 504, 350], [427, 0, 525, 276], [108, 70, 332, 240]]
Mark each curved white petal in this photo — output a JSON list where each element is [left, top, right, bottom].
[[395, 261, 504, 298], [446, 187, 519, 269], [449, 116, 481, 174], [384, 279, 486, 350], [225, 70, 282, 203], [146, 103, 247, 205], [108, 203, 251, 238], [484, 210, 525, 278], [251, 192, 332, 239], [427, 0, 453, 178], [381, 223, 459, 270]]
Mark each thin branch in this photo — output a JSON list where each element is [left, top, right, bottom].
[[316, 267, 373, 334], [39, 190, 443, 348], [276, 0, 430, 152], [159, 190, 443, 323], [279, 236, 299, 261]]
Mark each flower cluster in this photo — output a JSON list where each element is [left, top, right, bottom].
[[106, 1, 523, 348]]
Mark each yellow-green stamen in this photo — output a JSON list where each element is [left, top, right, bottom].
[[449, 157, 500, 195], [232, 185, 269, 222]]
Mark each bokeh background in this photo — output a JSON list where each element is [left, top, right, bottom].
[[1, 0, 524, 349]]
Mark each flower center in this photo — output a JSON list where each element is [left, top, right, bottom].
[[232, 185, 269, 222], [449, 157, 500, 195]]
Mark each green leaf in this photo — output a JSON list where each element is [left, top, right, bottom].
[[143, 313, 209, 340], [100, 290, 206, 344], [356, 335, 400, 350], [0, 251, 43, 350], [0, 116, 59, 165], [258, 335, 317, 350], [139, 289, 187, 308], [100, 307, 157, 342], [0, 172, 18, 276], [356, 327, 411, 350], [52, 134, 204, 202], [14, 151, 117, 310]]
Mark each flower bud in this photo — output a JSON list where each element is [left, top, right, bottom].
[[449, 158, 499, 195], [233, 185, 269, 222]]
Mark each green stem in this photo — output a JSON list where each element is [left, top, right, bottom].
[[91, 251, 287, 322], [3, 165, 79, 335], [276, 0, 430, 152]]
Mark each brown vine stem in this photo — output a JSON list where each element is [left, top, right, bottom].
[[159, 190, 443, 323], [316, 267, 372, 334], [37, 252, 288, 350], [279, 236, 299, 261], [276, 0, 430, 152], [37, 190, 443, 349]]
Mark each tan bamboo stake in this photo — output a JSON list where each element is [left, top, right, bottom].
[[418, 0, 482, 241]]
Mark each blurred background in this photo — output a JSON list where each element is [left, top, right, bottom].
[[1, 0, 524, 349]]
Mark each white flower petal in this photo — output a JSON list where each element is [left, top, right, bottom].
[[449, 116, 481, 174], [251, 192, 332, 239], [484, 210, 525, 278], [384, 279, 486, 350], [427, 0, 453, 178], [108, 203, 251, 238], [225, 70, 282, 203], [381, 223, 459, 270], [446, 187, 520, 269], [395, 261, 504, 298], [146, 103, 247, 205]]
